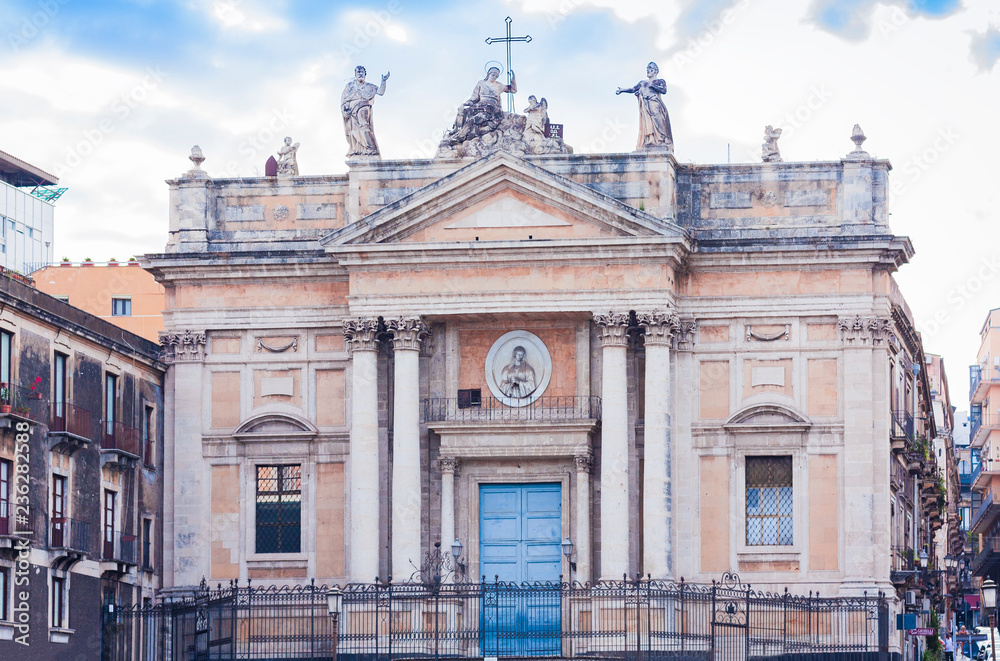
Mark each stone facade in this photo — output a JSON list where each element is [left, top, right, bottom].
[[147, 139, 939, 622]]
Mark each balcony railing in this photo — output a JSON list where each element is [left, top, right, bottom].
[[102, 421, 140, 457], [972, 491, 996, 533], [102, 529, 137, 565], [50, 517, 94, 555], [972, 414, 1000, 448], [423, 396, 602, 423], [892, 411, 915, 440], [971, 363, 1000, 402], [0, 383, 45, 420], [0, 511, 32, 537], [972, 536, 1000, 576], [50, 403, 93, 440]]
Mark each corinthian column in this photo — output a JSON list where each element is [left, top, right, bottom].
[[595, 312, 631, 580], [386, 318, 429, 580], [638, 311, 678, 579], [344, 318, 381, 583]]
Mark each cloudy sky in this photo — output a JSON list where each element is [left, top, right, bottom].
[[1, 0, 998, 401]]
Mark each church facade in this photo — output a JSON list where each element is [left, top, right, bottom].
[[147, 125, 934, 607]]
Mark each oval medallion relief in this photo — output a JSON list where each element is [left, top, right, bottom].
[[484, 330, 552, 407]]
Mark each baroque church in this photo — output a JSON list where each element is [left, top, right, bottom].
[[147, 59, 928, 610]]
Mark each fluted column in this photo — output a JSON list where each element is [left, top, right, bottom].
[[440, 458, 459, 560], [574, 454, 593, 582], [387, 318, 430, 580], [595, 312, 631, 580], [638, 311, 679, 579], [344, 318, 381, 583]]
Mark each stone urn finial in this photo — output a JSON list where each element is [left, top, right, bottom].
[[846, 124, 871, 161], [185, 145, 209, 179]]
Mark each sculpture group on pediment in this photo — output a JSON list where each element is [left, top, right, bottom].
[[436, 66, 572, 159]]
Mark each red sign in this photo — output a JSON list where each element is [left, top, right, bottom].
[[907, 628, 936, 636]]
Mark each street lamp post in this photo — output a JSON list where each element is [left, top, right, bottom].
[[981, 579, 997, 661]]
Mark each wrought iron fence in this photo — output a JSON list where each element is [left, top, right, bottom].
[[103, 575, 888, 661], [104, 581, 335, 661], [423, 395, 602, 423]]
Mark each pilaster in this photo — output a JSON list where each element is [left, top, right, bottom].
[[158, 330, 207, 588]]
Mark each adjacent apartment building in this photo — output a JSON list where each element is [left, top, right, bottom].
[[0, 274, 164, 659], [970, 308, 1000, 581], [33, 261, 166, 343]]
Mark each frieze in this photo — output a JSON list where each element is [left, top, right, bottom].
[[746, 325, 790, 342], [159, 330, 207, 363], [256, 337, 298, 353]]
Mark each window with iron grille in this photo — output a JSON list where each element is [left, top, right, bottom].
[[255, 465, 301, 554], [746, 456, 793, 546]]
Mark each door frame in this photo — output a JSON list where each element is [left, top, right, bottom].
[[459, 467, 572, 582]]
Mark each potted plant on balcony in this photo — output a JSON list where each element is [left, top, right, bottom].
[[26, 376, 42, 399], [0, 384, 10, 413], [13, 403, 30, 418], [59, 257, 72, 267]]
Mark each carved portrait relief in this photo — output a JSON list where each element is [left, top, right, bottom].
[[484, 330, 552, 407]]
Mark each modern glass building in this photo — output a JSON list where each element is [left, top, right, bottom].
[[0, 149, 61, 274]]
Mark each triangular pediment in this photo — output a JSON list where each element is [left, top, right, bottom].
[[321, 152, 686, 246]]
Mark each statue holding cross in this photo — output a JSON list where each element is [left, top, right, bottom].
[[485, 16, 531, 114]]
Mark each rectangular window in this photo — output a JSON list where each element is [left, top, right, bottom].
[[0, 330, 11, 393], [111, 297, 131, 317], [0, 459, 10, 536], [52, 474, 66, 548], [255, 465, 302, 554], [103, 490, 116, 560], [142, 518, 153, 569], [0, 566, 8, 621], [53, 352, 67, 424], [52, 576, 65, 628], [746, 456, 793, 546], [143, 405, 154, 468], [105, 373, 117, 438]]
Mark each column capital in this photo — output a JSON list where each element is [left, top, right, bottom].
[[595, 312, 631, 347], [574, 454, 594, 473], [386, 317, 430, 351], [439, 457, 460, 475], [637, 311, 680, 347], [838, 315, 893, 346], [674, 320, 697, 351], [159, 330, 207, 363], [344, 317, 381, 352]]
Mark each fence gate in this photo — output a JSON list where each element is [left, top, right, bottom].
[[711, 572, 750, 661]]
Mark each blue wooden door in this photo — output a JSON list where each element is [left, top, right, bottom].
[[480, 483, 561, 656]]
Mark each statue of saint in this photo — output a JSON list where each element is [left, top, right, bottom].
[[523, 95, 548, 144], [276, 136, 300, 175], [499, 345, 537, 399], [443, 66, 516, 146], [762, 125, 782, 163], [341, 66, 389, 158], [616, 62, 673, 151]]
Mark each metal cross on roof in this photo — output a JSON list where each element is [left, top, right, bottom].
[[485, 16, 531, 114]]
